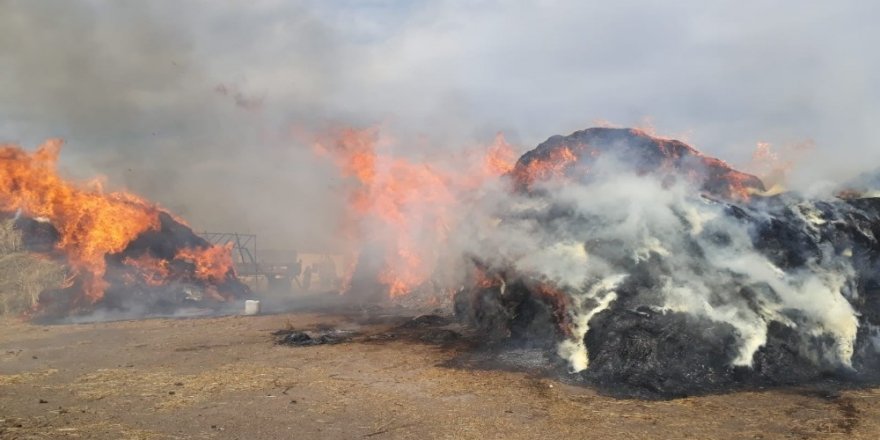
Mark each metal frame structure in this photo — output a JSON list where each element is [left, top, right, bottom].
[[196, 232, 308, 293], [198, 232, 259, 275]]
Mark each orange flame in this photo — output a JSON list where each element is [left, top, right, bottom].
[[314, 128, 517, 297], [510, 129, 764, 200], [474, 267, 502, 289], [510, 146, 578, 188], [0, 139, 162, 302], [0, 139, 239, 306], [175, 243, 235, 285], [534, 282, 574, 337], [747, 140, 814, 192], [122, 253, 171, 287], [482, 133, 517, 176], [315, 125, 762, 297]]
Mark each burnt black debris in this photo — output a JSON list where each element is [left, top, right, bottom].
[[397, 315, 462, 346], [455, 127, 880, 398], [275, 329, 358, 346], [417, 328, 462, 345], [397, 314, 453, 329], [275, 314, 463, 348]]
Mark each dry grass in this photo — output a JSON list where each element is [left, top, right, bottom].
[[0, 219, 66, 315], [66, 363, 300, 411], [0, 368, 58, 386], [0, 419, 167, 440]]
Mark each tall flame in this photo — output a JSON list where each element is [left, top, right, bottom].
[[314, 128, 516, 297], [313, 126, 764, 298], [0, 139, 239, 307], [0, 139, 161, 302]]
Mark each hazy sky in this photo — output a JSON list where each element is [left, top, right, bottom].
[[1, 0, 878, 248]]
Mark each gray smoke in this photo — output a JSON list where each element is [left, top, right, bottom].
[[2, 0, 878, 252], [0, 0, 348, 251]]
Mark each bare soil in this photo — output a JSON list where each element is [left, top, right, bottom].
[[2, 311, 880, 439]]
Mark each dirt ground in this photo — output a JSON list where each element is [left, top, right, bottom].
[[2, 311, 880, 440]]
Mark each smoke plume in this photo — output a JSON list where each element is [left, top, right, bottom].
[[3, 1, 880, 253]]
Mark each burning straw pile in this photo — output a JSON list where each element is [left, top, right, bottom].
[[457, 128, 880, 397], [319, 126, 880, 397], [0, 139, 250, 320]]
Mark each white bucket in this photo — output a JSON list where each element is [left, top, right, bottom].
[[244, 300, 261, 315]]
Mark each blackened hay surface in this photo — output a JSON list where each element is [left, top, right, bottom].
[[455, 128, 880, 398]]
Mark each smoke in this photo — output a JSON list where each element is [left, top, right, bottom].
[[456, 151, 863, 374], [3, 1, 879, 392], [294, 120, 878, 388], [0, 0, 349, 251], [2, 1, 879, 255]]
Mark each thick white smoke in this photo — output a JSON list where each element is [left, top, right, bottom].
[[458, 154, 862, 374]]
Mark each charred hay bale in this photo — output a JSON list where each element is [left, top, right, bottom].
[[582, 308, 855, 397], [454, 281, 564, 347], [583, 309, 741, 397]]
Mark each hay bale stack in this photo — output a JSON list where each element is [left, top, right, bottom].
[[0, 220, 66, 316]]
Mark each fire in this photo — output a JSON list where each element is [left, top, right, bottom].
[[121, 253, 171, 287], [510, 146, 578, 188], [509, 128, 764, 200], [314, 126, 765, 298], [747, 140, 814, 193], [0, 139, 243, 311], [175, 243, 236, 285], [482, 133, 517, 176], [534, 283, 574, 338], [0, 139, 161, 302], [750, 141, 787, 191], [474, 267, 502, 289], [314, 128, 517, 297], [690, 154, 763, 201]]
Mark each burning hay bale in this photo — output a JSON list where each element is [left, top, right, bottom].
[[0, 139, 250, 320], [305, 125, 880, 397], [21, 210, 251, 320], [509, 127, 766, 199], [452, 127, 880, 397]]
